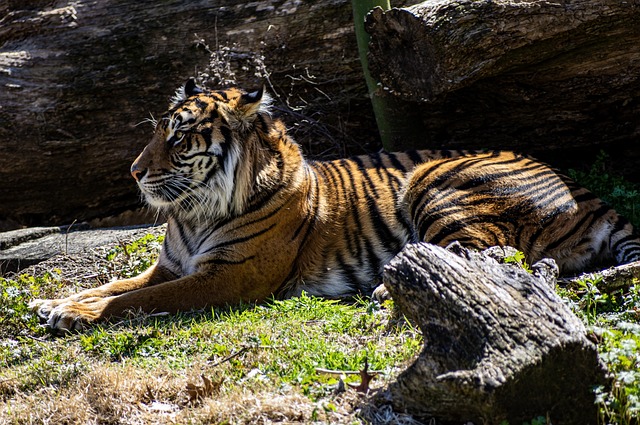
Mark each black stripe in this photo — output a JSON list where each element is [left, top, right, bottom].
[[203, 162, 221, 184], [510, 174, 569, 202], [385, 152, 408, 173], [369, 152, 390, 184], [406, 150, 424, 166], [211, 223, 277, 250], [174, 222, 194, 255], [612, 234, 640, 252], [571, 191, 599, 203], [318, 162, 359, 258], [406, 167, 453, 226], [340, 160, 396, 257], [202, 256, 256, 266], [328, 161, 365, 259], [200, 127, 213, 149], [196, 204, 284, 253], [360, 237, 380, 286], [426, 214, 513, 247], [350, 156, 379, 198], [162, 239, 182, 270], [364, 189, 404, 255], [335, 251, 359, 292], [543, 205, 610, 251], [454, 165, 554, 194], [195, 98, 208, 111]]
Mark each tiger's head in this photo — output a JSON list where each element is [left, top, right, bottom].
[[131, 79, 302, 222]]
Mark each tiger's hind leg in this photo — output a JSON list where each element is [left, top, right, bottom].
[[607, 217, 640, 265], [400, 152, 640, 275], [399, 152, 554, 257]]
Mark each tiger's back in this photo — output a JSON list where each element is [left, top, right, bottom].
[[290, 149, 640, 298]]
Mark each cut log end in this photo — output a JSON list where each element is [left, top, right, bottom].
[[380, 242, 607, 424]]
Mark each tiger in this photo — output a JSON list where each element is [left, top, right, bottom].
[[30, 79, 640, 332]]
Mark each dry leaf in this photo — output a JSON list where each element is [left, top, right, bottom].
[[186, 374, 222, 403]]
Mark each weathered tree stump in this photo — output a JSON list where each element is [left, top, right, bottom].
[[380, 242, 607, 424], [365, 0, 640, 180]]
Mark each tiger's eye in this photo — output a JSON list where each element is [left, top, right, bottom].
[[175, 131, 184, 139]]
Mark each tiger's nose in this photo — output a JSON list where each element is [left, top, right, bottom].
[[130, 163, 146, 181]]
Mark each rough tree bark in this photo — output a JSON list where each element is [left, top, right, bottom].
[[379, 242, 607, 424], [365, 0, 640, 179], [0, 0, 418, 228]]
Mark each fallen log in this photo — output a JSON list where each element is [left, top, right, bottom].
[[0, 0, 420, 228], [559, 260, 640, 294], [379, 242, 607, 424], [364, 0, 640, 180]]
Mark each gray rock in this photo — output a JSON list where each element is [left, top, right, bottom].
[[0, 224, 162, 276]]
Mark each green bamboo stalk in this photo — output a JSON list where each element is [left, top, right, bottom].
[[352, 0, 393, 150]]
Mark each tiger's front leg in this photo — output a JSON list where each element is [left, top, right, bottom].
[[28, 263, 175, 329], [33, 265, 282, 333]]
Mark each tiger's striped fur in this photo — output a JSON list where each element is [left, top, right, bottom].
[[30, 80, 640, 331], [404, 151, 640, 273]]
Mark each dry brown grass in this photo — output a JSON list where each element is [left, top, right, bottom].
[[2, 358, 425, 424]]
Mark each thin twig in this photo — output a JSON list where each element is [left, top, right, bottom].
[[117, 238, 131, 261], [208, 346, 249, 367], [64, 219, 78, 256], [315, 367, 381, 376], [24, 334, 50, 343], [206, 344, 284, 367]]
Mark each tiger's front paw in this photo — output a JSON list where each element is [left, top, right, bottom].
[[29, 298, 65, 323], [31, 297, 111, 333], [372, 283, 392, 303]]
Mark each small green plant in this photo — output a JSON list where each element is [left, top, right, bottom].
[[0, 271, 64, 339], [594, 323, 640, 423], [558, 271, 640, 422], [568, 151, 640, 228], [105, 233, 164, 277], [575, 275, 606, 324], [503, 250, 532, 273]]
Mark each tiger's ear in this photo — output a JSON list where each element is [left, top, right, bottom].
[[185, 78, 204, 97], [169, 78, 204, 109], [225, 86, 272, 130], [238, 86, 271, 117]]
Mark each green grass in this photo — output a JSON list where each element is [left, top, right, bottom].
[[557, 274, 640, 424], [73, 294, 419, 387], [2, 202, 640, 423]]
